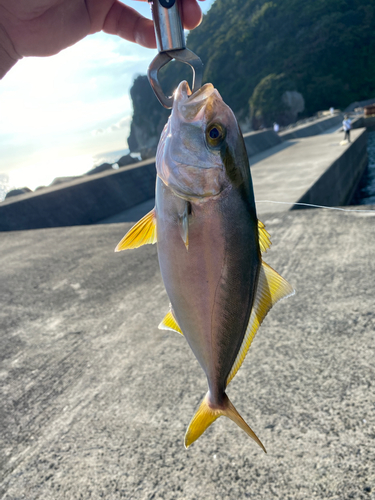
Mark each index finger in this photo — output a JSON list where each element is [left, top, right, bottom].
[[102, 0, 204, 48]]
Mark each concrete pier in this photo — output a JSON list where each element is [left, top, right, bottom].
[[1, 111, 374, 498], [97, 127, 368, 223], [252, 127, 367, 217], [1, 207, 375, 499]]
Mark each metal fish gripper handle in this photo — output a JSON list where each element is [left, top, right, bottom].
[[148, 0, 204, 108]]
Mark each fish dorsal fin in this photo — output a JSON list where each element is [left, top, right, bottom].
[[258, 220, 271, 253], [158, 310, 183, 336], [226, 261, 294, 386], [115, 208, 157, 252]]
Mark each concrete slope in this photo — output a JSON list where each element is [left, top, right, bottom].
[[1, 208, 375, 499]]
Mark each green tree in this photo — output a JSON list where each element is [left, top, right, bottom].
[[249, 73, 297, 128]]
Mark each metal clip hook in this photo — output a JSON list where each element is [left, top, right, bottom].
[[147, 0, 204, 109], [148, 49, 203, 108]]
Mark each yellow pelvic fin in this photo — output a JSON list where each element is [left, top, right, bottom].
[[258, 220, 271, 253], [158, 310, 183, 336], [184, 392, 266, 452], [227, 260, 294, 385], [115, 208, 157, 252]]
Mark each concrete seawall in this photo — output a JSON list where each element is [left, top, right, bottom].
[[243, 129, 283, 155], [280, 113, 343, 140], [0, 160, 157, 231], [352, 115, 375, 131], [0, 129, 282, 231], [294, 128, 368, 209], [0, 119, 367, 231]]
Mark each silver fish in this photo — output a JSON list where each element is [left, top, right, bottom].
[[116, 81, 294, 451]]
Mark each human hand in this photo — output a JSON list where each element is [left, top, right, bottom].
[[0, 0, 205, 78]]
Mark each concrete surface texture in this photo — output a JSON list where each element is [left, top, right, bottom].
[[1, 207, 375, 499]]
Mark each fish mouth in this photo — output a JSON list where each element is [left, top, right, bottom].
[[175, 81, 215, 103], [174, 81, 218, 120]]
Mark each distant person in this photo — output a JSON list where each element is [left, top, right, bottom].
[[330, 107, 334, 115], [0, 0, 205, 79], [343, 115, 352, 143], [273, 122, 280, 133]]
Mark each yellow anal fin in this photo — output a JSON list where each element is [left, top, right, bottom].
[[115, 208, 157, 252], [158, 310, 183, 336], [227, 260, 294, 386], [184, 392, 266, 452], [258, 220, 271, 253]]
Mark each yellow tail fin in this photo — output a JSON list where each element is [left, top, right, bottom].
[[184, 392, 266, 452]]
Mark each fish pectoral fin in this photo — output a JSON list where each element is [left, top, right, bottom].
[[115, 208, 157, 252], [184, 392, 266, 452], [258, 220, 271, 253], [158, 309, 183, 336], [178, 201, 190, 251], [226, 260, 295, 385]]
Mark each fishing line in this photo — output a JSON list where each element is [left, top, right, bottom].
[[256, 200, 375, 214]]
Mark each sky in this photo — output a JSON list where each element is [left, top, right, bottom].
[[0, 0, 215, 194]]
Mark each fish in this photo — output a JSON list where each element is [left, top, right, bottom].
[[115, 81, 294, 451]]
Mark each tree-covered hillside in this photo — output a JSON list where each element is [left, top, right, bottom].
[[128, 0, 375, 153]]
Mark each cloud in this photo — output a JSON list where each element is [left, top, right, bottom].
[[91, 128, 104, 136], [110, 116, 131, 131], [92, 115, 131, 136]]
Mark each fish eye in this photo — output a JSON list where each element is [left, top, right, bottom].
[[209, 127, 220, 139], [206, 123, 226, 148]]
